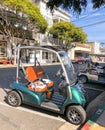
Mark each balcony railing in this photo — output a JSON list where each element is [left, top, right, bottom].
[[39, 35, 64, 46]]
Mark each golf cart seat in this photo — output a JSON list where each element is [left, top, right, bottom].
[[26, 66, 47, 92], [34, 66, 54, 88], [25, 66, 53, 94]]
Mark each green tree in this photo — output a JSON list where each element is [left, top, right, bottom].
[[1, 0, 48, 33], [47, 0, 105, 14], [0, 0, 48, 58], [49, 21, 87, 51]]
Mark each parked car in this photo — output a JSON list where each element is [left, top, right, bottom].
[[75, 57, 86, 64], [78, 66, 105, 84]]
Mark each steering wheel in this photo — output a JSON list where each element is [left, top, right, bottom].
[[55, 68, 62, 76]]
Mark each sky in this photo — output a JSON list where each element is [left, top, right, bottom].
[[70, 1, 105, 44]]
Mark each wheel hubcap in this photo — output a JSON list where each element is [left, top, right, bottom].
[[68, 109, 81, 124], [79, 76, 86, 83], [8, 94, 18, 105]]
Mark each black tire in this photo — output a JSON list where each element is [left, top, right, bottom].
[[66, 105, 86, 125], [78, 75, 88, 84], [7, 91, 22, 107]]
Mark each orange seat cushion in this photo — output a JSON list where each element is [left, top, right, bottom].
[[26, 67, 38, 82], [26, 66, 53, 93], [47, 81, 54, 87], [28, 81, 47, 92]]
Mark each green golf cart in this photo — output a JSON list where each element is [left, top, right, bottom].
[[7, 45, 86, 125]]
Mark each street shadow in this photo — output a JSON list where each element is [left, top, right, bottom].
[[4, 95, 66, 123], [21, 103, 65, 120]]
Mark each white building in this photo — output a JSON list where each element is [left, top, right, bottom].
[[87, 42, 105, 63], [0, 0, 71, 63], [32, 0, 71, 27], [30, 0, 72, 63], [99, 42, 105, 54], [68, 42, 91, 60], [31, 0, 71, 46], [87, 42, 100, 54]]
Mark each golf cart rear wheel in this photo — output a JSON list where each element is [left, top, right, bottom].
[[7, 91, 22, 107], [66, 105, 86, 125], [78, 75, 87, 84]]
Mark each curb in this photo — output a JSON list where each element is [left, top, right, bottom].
[[0, 65, 17, 68], [0, 63, 59, 68], [80, 91, 105, 130], [81, 120, 105, 130], [86, 91, 105, 119]]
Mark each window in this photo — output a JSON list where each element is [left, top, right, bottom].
[[0, 42, 6, 57], [42, 51, 48, 59]]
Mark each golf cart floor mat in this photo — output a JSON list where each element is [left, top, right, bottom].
[[41, 92, 66, 111]]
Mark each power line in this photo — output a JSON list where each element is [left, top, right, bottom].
[[79, 20, 105, 28], [71, 7, 105, 22], [72, 13, 105, 28]]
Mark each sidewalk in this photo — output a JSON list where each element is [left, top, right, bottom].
[[0, 88, 79, 130], [1, 88, 105, 130], [80, 91, 105, 130], [0, 64, 16, 68]]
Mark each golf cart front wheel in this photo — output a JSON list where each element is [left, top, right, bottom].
[[66, 105, 86, 125], [7, 91, 22, 107]]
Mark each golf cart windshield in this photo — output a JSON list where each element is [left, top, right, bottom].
[[59, 51, 77, 85]]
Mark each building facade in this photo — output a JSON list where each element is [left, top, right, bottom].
[[88, 42, 105, 63], [0, 0, 71, 63], [0, 0, 103, 64], [68, 42, 91, 60], [31, 0, 71, 46], [30, 0, 72, 63]]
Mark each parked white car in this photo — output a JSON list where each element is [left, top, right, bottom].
[[78, 67, 105, 84]]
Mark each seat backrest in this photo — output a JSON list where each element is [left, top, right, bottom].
[[34, 66, 44, 79], [25, 66, 44, 82], [25, 67, 38, 82]]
